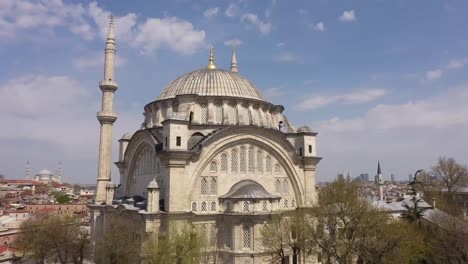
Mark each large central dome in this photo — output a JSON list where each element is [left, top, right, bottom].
[[157, 68, 265, 101]]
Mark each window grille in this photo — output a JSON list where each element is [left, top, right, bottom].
[[262, 201, 268, 211], [265, 156, 271, 172], [242, 225, 251, 248], [210, 161, 217, 172], [248, 147, 254, 172], [275, 179, 281, 193], [225, 201, 231, 212], [215, 104, 223, 124], [210, 178, 217, 194], [228, 104, 236, 124], [201, 178, 208, 195], [201, 202, 207, 211], [200, 104, 208, 124], [291, 199, 296, 208], [210, 225, 216, 246], [240, 147, 246, 173], [239, 106, 249, 124], [243, 201, 249, 212], [284, 199, 288, 208], [275, 163, 281, 175], [210, 201, 216, 211], [256, 150, 263, 172], [231, 149, 238, 172], [283, 180, 289, 194], [224, 227, 232, 248], [191, 202, 197, 212], [251, 109, 259, 125], [221, 153, 228, 172]]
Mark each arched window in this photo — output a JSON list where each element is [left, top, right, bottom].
[[201, 202, 207, 211], [243, 225, 251, 248], [225, 201, 231, 212], [240, 147, 246, 173], [200, 104, 208, 124], [275, 179, 281, 193], [283, 180, 289, 194], [256, 150, 263, 172], [265, 156, 271, 173], [231, 149, 238, 172], [191, 202, 197, 212], [211, 201, 217, 211], [210, 161, 217, 172], [275, 163, 281, 175], [291, 199, 296, 208], [243, 201, 250, 212], [210, 178, 217, 194], [201, 178, 208, 195], [220, 153, 228, 172], [228, 104, 237, 124], [210, 224, 216, 246], [284, 199, 288, 208], [248, 147, 254, 173], [262, 201, 268, 211]]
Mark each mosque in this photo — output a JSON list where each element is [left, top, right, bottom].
[[90, 17, 322, 264]]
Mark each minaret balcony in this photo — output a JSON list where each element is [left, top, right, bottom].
[[97, 112, 117, 124], [99, 80, 118, 92]]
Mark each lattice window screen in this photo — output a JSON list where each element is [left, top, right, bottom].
[[275, 179, 281, 193], [215, 104, 223, 124], [262, 201, 268, 211], [239, 106, 249, 124], [284, 199, 288, 208], [231, 149, 238, 172], [243, 225, 251, 248], [225, 226, 232, 248], [211, 178, 217, 194], [228, 104, 236, 124], [275, 163, 281, 175], [266, 156, 271, 173], [283, 180, 289, 194], [210, 161, 217, 172], [256, 150, 263, 172], [201, 178, 208, 194], [201, 202, 207, 211], [291, 199, 296, 208], [220, 154, 228, 172], [210, 201, 216, 211], [248, 147, 254, 173], [240, 147, 246, 173], [192, 202, 197, 212], [210, 224, 216, 246], [200, 104, 208, 124], [243, 201, 249, 212]]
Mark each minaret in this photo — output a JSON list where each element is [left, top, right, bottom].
[[230, 45, 238, 73], [376, 161, 384, 200], [95, 16, 118, 204], [25, 161, 30, 180], [57, 162, 62, 183]]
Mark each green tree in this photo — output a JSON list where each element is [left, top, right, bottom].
[[55, 193, 71, 204]]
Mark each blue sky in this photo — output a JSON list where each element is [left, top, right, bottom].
[[1, 0, 468, 184]]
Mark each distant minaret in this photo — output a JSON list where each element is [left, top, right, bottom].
[[95, 16, 118, 204], [230, 45, 238, 73], [376, 161, 384, 200], [57, 162, 62, 183], [25, 161, 30, 180]]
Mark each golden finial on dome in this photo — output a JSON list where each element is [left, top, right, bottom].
[[207, 45, 216, 70]]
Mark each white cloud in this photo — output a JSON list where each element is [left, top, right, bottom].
[[314, 87, 468, 181], [276, 42, 285, 47], [224, 38, 243, 47], [312, 21, 326, 32], [241, 13, 272, 35], [446, 58, 468, 70], [203, 7, 219, 18], [425, 69, 444, 81], [133, 17, 206, 55], [339, 10, 356, 22], [225, 3, 239, 17], [263, 87, 283, 98], [274, 52, 297, 62], [73, 53, 126, 70], [297, 88, 387, 110]]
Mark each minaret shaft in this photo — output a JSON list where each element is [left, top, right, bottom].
[[95, 16, 118, 204]]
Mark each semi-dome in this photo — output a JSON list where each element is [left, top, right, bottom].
[[157, 68, 265, 101], [220, 180, 278, 199]]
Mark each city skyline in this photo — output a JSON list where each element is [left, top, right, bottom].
[[1, 0, 468, 183]]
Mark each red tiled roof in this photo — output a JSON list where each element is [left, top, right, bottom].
[[0, 245, 16, 253], [0, 180, 42, 185]]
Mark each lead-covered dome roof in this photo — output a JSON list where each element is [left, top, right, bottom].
[[157, 68, 266, 101], [220, 180, 279, 199]]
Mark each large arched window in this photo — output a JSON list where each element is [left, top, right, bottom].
[[256, 150, 263, 172], [243, 225, 251, 248], [201, 178, 208, 195], [220, 153, 228, 172], [248, 147, 254, 173], [231, 149, 238, 172], [265, 156, 271, 173], [240, 147, 246, 173], [211, 178, 217, 194]]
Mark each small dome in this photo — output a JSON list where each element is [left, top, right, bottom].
[[297, 126, 312, 133], [121, 132, 133, 140], [147, 179, 159, 189], [38, 169, 51, 175], [220, 180, 278, 199], [157, 68, 265, 101]]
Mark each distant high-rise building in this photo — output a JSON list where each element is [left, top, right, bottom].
[[360, 173, 369, 182], [390, 173, 395, 183]]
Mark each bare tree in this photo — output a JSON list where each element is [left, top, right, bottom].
[[431, 157, 468, 193], [259, 215, 290, 264]]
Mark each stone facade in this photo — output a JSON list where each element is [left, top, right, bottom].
[[91, 19, 322, 264]]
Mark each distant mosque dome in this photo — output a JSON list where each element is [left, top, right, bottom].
[[38, 169, 51, 175], [297, 126, 312, 133]]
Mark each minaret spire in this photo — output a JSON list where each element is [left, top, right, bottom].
[[96, 16, 118, 204], [230, 45, 238, 73], [377, 160, 382, 175], [207, 46, 216, 70], [57, 162, 62, 183], [25, 160, 30, 180]]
